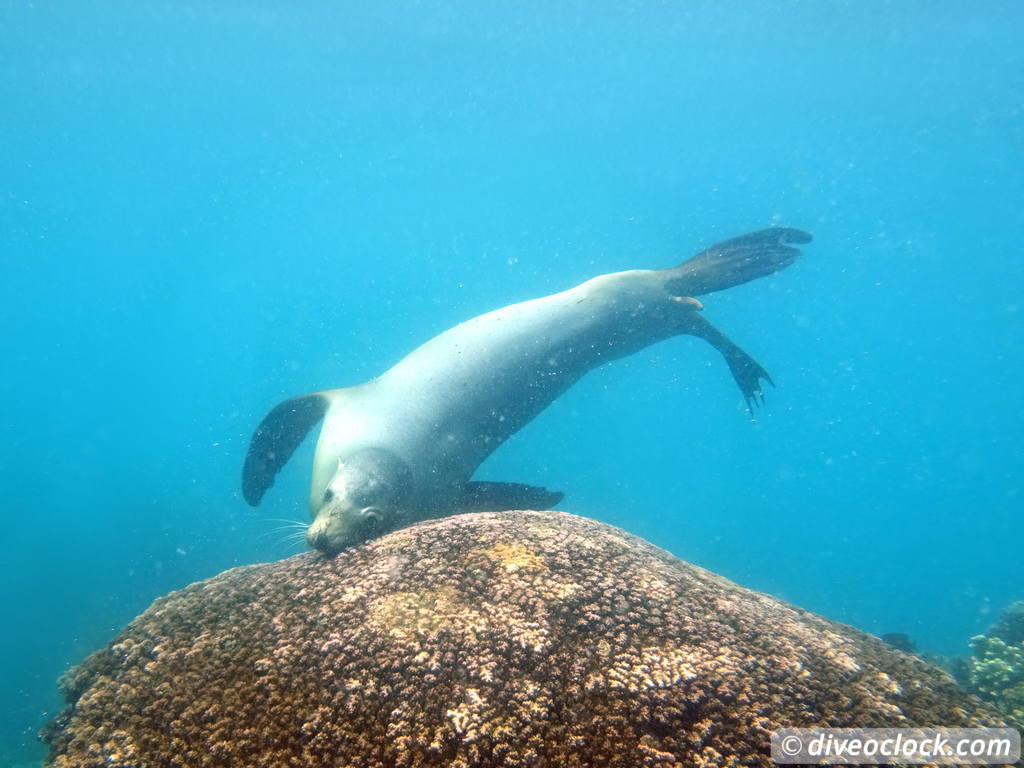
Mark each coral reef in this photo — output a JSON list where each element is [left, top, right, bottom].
[[45, 511, 1012, 768], [969, 601, 1024, 722], [991, 602, 1024, 647]]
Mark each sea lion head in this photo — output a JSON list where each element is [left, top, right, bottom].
[[306, 448, 413, 555]]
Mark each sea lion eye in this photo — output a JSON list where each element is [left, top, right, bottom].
[[323, 489, 335, 502], [362, 507, 383, 527]]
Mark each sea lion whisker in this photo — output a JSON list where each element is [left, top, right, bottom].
[[279, 532, 309, 548], [257, 525, 308, 541], [267, 523, 307, 532]]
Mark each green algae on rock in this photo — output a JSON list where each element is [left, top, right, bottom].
[[44, 511, 1013, 768]]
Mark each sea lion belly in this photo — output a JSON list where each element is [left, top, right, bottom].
[[369, 269, 686, 474]]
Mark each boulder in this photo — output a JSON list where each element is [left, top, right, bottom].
[[44, 510, 1013, 767]]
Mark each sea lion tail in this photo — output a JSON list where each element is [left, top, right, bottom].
[[666, 227, 812, 297]]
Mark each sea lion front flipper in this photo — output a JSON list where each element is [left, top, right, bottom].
[[242, 393, 333, 506], [686, 314, 773, 412], [458, 481, 564, 513]]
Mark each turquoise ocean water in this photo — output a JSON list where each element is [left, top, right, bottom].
[[1, 1, 1021, 763]]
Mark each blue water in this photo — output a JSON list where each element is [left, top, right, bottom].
[[2, 1, 1021, 763]]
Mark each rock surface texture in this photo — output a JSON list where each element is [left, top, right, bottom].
[[45, 510, 1014, 768]]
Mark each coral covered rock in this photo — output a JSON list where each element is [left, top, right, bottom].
[[969, 636, 1024, 721], [45, 511, 1012, 768], [969, 601, 1024, 722], [991, 602, 1024, 647]]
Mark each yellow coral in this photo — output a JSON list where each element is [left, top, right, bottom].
[[369, 587, 477, 640], [480, 541, 547, 573]]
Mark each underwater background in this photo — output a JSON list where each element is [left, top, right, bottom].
[[1, 1, 1021, 764]]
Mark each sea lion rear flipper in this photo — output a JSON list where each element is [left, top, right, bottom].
[[667, 227, 811, 297], [458, 481, 564, 513], [242, 393, 333, 506], [686, 314, 773, 412]]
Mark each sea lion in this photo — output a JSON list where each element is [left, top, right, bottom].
[[243, 227, 811, 554]]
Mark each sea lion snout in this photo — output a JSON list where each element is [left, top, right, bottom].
[[306, 504, 387, 555], [305, 516, 336, 554], [307, 448, 412, 554]]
